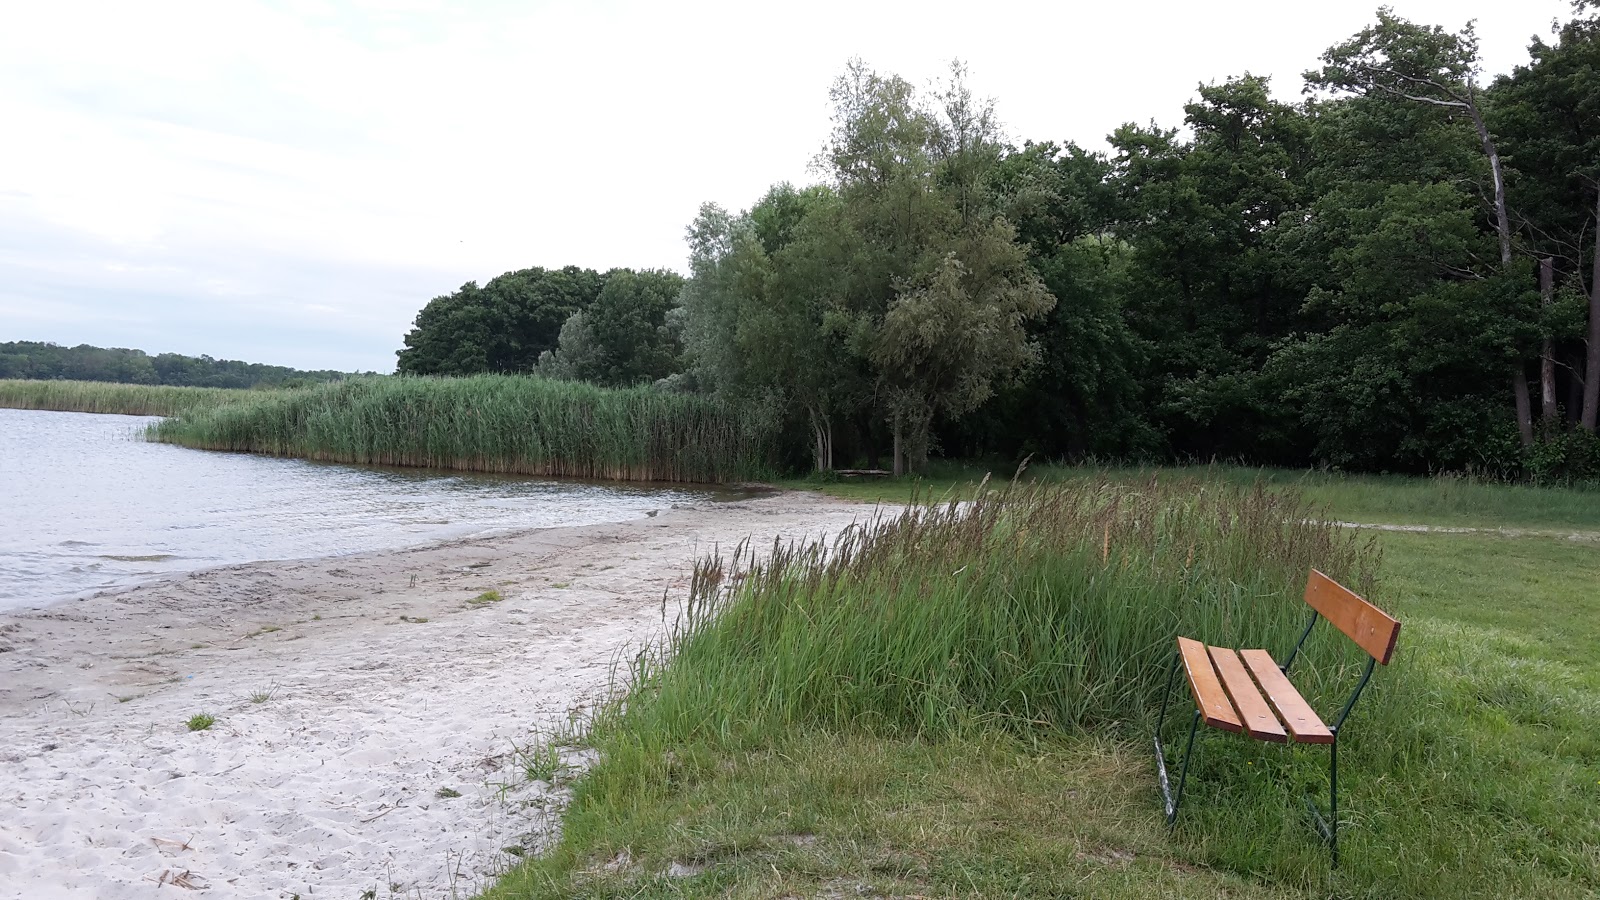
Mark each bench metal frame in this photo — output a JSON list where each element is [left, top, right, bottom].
[[1153, 608, 1379, 868]]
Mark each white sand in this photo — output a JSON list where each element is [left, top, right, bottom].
[[0, 491, 868, 899]]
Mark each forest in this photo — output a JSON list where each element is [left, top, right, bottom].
[[0, 341, 351, 389], [399, 8, 1600, 482]]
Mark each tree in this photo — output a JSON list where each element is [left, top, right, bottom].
[[1307, 8, 1535, 443], [539, 269, 686, 387], [396, 266, 605, 375], [1491, 9, 1600, 431], [1108, 75, 1313, 461], [818, 60, 1054, 474], [682, 187, 864, 472]]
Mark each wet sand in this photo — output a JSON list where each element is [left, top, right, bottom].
[[0, 490, 868, 899]]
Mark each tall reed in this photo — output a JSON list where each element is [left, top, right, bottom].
[[0, 379, 258, 417], [611, 477, 1381, 743], [148, 375, 774, 484]]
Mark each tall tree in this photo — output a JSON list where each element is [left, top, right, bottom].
[[1491, 8, 1600, 430], [538, 269, 686, 387], [1308, 9, 1535, 443], [820, 60, 1053, 473], [396, 266, 605, 375]]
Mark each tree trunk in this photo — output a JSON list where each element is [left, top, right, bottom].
[[1467, 101, 1512, 267], [1569, 350, 1585, 424], [1541, 257, 1558, 425], [1584, 187, 1600, 432], [891, 413, 904, 478], [1468, 96, 1531, 441], [1514, 367, 1535, 447], [808, 407, 834, 473]]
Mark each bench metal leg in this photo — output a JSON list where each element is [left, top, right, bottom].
[[1154, 653, 1202, 828], [1304, 734, 1339, 867]]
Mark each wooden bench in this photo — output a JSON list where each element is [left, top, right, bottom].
[[1154, 569, 1400, 866]]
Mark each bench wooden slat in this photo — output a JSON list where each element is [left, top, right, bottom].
[[1208, 647, 1288, 743], [1177, 636, 1241, 733], [1305, 569, 1401, 664], [1239, 649, 1335, 744]]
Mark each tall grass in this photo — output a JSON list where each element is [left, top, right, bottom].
[[149, 375, 774, 484], [610, 477, 1380, 744], [0, 379, 259, 417]]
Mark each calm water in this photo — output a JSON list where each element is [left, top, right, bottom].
[[0, 408, 714, 611]]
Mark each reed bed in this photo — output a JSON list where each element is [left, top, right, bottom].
[[611, 476, 1381, 743], [0, 379, 258, 417], [148, 375, 774, 484]]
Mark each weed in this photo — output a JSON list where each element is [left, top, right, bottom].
[[398, 615, 430, 623], [436, 787, 462, 799], [512, 736, 571, 785], [467, 590, 504, 607], [248, 685, 278, 704], [186, 713, 215, 732]]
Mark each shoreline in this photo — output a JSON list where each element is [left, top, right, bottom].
[[0, 490, 868, 899]]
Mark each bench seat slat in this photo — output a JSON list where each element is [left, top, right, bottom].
[[1239, 649, 1335, 744], [1208, 647, 1288, 743], [1177, 636, 1241, 733]]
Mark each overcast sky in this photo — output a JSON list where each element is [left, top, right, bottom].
[[0, 0, 1577, 373]]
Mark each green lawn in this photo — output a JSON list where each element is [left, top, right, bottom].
[[784, 462, 1600, 531], [484, 469, 1600, 899]]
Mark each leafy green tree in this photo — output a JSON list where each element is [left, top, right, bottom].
[[1491, 9, 1600, 431], [1307, 9, 1536, 442], [682, 187, 863, 471], [1107, 75, 1313, 461], [819, 60, 1054, 473], [539, 269, 686, 387], [396, 266, 605, 375]]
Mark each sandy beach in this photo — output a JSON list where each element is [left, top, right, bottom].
[[0, 490, 868, 900]]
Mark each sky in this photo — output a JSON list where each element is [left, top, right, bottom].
[[0, 0, 1579, 373]]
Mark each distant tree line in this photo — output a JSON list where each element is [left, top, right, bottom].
[[396, 8, 1600, 481], [0, 341, 351, 389]]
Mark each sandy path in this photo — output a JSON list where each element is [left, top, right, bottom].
[[0, 491, 870, 900]]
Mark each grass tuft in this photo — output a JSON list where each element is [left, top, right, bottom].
[[186, 713, 215, 732]]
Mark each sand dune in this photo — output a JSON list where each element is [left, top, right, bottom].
[[0, 491, 867, 899]]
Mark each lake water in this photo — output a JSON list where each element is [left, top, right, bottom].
[[0, 408, 715, 612]]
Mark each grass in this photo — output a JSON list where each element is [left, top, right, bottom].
[[0, 379, 262, 416], [248, 686, 278, 704], [186, 713, 216, 732], [468, 589, 505, 607], [148, 374, 775, 483], [483, 471, 1600, 899], [788, 461, 1600, 531]]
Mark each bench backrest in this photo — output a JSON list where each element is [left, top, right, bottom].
[[1304, 569, 1401, 665]]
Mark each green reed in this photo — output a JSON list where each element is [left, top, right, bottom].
[[610, 476, 1380, 743], [148, 374, 774, 484], [0, 379, 259, 417]]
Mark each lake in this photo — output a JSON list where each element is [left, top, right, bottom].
[[0, 407, 714, 612]]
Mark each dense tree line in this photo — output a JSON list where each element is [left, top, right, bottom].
[[0, 341, 350, 389], [397, 8, 1600, 480], [395, 266, 685, 388]]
